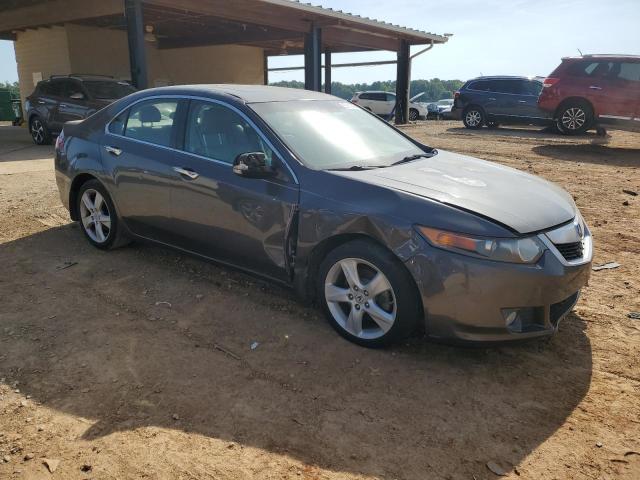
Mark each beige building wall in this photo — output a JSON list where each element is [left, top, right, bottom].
[[13, 26, 72, 105], [13, 24, 265, 108]]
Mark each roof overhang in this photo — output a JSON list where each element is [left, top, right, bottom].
[[0, 0, 449, 54]]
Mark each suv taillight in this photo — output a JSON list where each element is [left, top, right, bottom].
[[454, 91, 460, 100], [542, 77, 559, 88]]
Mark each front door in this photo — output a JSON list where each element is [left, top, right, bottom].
[[168, 100, 299, 281]]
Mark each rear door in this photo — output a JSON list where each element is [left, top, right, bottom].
[[489, 79, 521, 119], [599, 61, 640, 125], [37, 80, 66, 132], [102, 97, 185, 242], [168, 99, 299, 280], [511, 79, 549, 122], [55, 79, 92, 125]]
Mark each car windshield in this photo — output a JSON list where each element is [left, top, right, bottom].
[[83, 80, 136, 100], [250, 100, 428, 170]]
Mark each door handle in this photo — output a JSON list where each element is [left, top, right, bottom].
[[488, 97, 496, 101], [104, 146, 122, 156], [589, 85, 602, 90], [37, 100, 45, 104], [173, 166, 199, 180], [59, 103, 67, 108], [518, 100, 527, 103]]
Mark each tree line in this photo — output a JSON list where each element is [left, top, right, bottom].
[[1, 81, 20, 97], [270, 78, 464, 102]]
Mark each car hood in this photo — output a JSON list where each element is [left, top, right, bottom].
[[332, 150, 577, 234]]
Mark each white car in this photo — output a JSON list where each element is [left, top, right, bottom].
[[436, 99, 454, 119], [351, 91, 427, 121]]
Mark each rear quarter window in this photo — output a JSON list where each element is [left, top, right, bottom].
[[468, 81, 490, 91]]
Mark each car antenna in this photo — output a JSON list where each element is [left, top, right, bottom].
[[577, 48, 583, 56]]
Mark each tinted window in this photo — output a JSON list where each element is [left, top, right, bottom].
[[83, 81, 136, 100], [489, 80, 519, 94], [39, 81, 65, 97], [516, 80, 543, 96], [360, 92, 387, 101], [61, 80, 84, 99], [124, 100, 178, 147], [615, 62, 640, 82], [184, 101, 273, 165], [567, 61, 614, 78], [468, 81, 490, 91], [385, 93, 396, 102]]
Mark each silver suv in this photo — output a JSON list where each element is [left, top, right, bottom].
[[351, 91, 427, 120]]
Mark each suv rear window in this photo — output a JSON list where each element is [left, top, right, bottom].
[[83, 81, 136, 100], [468, 80, 490, 91]]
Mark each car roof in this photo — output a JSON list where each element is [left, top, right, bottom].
[[466, 75, 539, 82], [142, 84, 337, 104], [562, 54, 640, 61]]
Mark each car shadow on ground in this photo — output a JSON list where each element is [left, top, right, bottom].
[[0, 125, 53, 162], [533, 143, 640, 167], [445, 125, 599, 141], [0, 225, 593, 479]]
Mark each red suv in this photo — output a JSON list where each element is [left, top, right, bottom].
[[538, 55, 640, 135]]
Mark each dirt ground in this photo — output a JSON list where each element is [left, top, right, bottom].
[[0, 120, 639, 480]]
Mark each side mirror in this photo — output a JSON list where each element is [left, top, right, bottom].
[[70, 92, 85, 100], [233, 152, 274, 179]]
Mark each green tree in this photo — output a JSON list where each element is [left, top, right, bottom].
[[1, 81, 20, 97]]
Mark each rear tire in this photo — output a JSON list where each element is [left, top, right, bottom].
[[317, 240, 421, 348], [556, 101, 592, 135], [409, 108, 419, 121], [463, 106, 485, 129], [76, 180, 129, 250], [29, 116, 52, 145]]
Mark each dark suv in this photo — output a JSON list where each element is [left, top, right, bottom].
[[452, 76, 552, 129], [26, 75, 136, 145]]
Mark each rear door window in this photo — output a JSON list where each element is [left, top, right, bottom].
[[615, 62, 640, 82], [40, 81, 65, 97], [124, 99, 179, 148], [468, 81, 490, 91], [515, 80, 543, 96], [568, 61, 615, 78]]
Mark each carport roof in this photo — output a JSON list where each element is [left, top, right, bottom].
[[0, 0, 449, 54]]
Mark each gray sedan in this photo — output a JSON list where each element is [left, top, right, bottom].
[[54, 85, 592, 347]]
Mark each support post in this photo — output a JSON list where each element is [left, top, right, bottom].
[[324, 49, 332, 94], [124, 0, 148, 89], [304, 25, 322, 91], [395, 39, 410, 125], [263, 53, 269, 86]]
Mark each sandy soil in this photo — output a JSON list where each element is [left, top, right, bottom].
[[0, 121, 639, 479]]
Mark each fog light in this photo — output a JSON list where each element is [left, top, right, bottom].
[[501, 307, 544, 333]]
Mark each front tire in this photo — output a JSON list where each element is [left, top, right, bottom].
[[317, 240, 421, 348], [556, 101, 592, 135], [463, 107, 485, 129], [77, 180, 128, 250], [409, 108, 419, 121], [30, 116, 52, 145]]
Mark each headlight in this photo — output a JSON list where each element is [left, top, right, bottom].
[[416, 226, 545, 264]]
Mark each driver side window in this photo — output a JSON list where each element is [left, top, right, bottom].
[[184, 101, 273, 165]]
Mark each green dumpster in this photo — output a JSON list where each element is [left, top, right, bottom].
[[0, 88, 23, 125]]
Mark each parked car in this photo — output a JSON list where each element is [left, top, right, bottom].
[[436, 99, 454, 119], [350, 91, 428, 120], [538, 55, 640, 135], [55, 85, 592, 348], [426, 101, 440, 119], [26, 74, 136, 145], [452, 76, 553, 129]]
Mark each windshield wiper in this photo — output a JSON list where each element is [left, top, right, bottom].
[[327, 165, 386, 171], [391, 150, 438, 166]]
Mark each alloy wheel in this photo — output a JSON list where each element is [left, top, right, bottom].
[[31, 119, 45, 144], [561, 107, 586, 131], [324, 258, 397, 340], [465, 110, 482, 127], [409, 110, 419, 121], [80, 189, 111, 243]]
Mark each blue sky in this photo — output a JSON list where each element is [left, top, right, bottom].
[[1, 0, 639, 84]]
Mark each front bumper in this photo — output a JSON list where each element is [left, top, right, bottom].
[[404, 226, 592, 342]]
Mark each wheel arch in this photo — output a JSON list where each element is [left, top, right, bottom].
[[68, 173, 99, 221], [297, 232, 422, 310], [554, 96, 595, 120]]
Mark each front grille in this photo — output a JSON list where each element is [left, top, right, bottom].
[[554, 241, 584, 261]]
